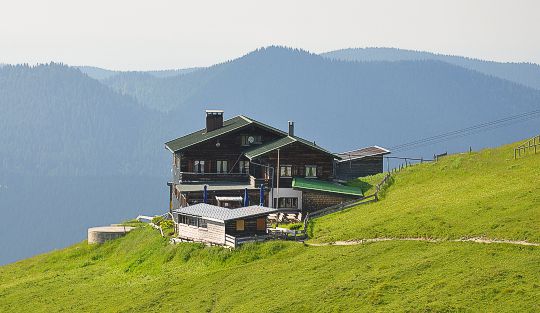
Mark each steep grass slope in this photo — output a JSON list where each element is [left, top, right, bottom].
[[312, 141, 540, 243], [1, 140, 539, 312], [0, 227, 538, 312]]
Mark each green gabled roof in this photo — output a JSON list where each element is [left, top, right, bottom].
[[244, 136, 339, 160], [292, 177, 363, 196], [165, 115, 287, 152]]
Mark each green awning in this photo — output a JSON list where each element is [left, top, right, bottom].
[[292, 178, 363, 197]]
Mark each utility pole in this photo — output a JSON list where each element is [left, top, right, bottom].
[[276, 148, 280, 210]]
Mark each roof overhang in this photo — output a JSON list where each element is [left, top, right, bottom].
[[337, 146, 391, 162]]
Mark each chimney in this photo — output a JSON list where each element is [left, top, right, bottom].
[[205, 110, 224, 132], [288, 121, 294, 137]]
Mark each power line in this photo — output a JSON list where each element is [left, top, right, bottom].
[[388, 109, 540, 153]]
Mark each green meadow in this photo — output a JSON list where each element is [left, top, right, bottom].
[[313, 142, 540, 243], [1, 141, 538, 312]]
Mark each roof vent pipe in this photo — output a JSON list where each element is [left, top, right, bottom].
[[288, 121, 294, 137]]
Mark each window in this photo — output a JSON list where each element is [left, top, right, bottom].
[[180, 216, 207, 228], [256, 218, 266, 231], [241, 135, 262, 146], [280, 165, 292, 177], [194, 160, 205, 173], [198, 218, 207, 229], [241, 135, 249, 146], [179, 215, 198, 226], [216, 160, 228, 173], [273, 197, 298, 209], [305, 165, 317, 178], [236, 219, 245, 231], [239, 160, 249, 174]]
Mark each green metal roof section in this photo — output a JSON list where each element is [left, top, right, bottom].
[[165, 114, 340, 159], [165, 115, 289, 152], [243, 136, 296, 159], [292, 177, 364, 197], [244, 135, 339, 160]]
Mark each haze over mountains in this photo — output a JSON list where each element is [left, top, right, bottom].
[[1, 46, 539, 264], [322, 47, 540, 91], [100, 46, 539, 154]]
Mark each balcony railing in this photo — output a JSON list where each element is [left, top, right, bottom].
[[177, 171, 250, 183]]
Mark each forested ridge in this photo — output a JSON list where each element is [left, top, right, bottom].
[[2, 47, 540, 178]]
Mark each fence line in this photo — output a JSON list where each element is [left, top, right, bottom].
[[514, 134, 540, 159]]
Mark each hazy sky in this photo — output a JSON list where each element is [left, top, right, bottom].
[[0, 0, 538, 70]]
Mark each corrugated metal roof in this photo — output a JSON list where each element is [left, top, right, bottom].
[[173, 204, 277, 222], [292, 177, 363, 196], [244, 136, 339, 160], [337, 146, 390, 162]]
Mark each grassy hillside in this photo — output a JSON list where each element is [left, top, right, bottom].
[[312, 142, 540, 243], [0, 227, 538, 312], [1, 141, 539, 312]]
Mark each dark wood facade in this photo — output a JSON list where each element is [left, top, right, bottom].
[[169, 113, 339, 212], [173, 125, 283, 176], [251, 141, 336, 188], [166, 112, 377, 217], [225, 217, 268, 237], [335, 155, 385, 181]]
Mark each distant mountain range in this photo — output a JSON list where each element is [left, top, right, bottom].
[[77, 66, 201, 80], [2, 46, 540, 177], [321, 47, 540, 91], [2, 46, 540, 265], [0, 63, 174, 176]]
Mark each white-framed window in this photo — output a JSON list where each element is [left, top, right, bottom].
[[280, 165, 292, 177], [273, 197, 298, 209], [194, 160, 205, 173], [216, 160, 228, 173], [239, 160, 249, 174], [305, 165, 317, 178]]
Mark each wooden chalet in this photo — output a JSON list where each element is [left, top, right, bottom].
[[172, 204, 277, 247], [165, 110, 366, 216], [335, 146, 390, 181]]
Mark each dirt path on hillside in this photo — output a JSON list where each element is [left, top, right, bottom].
[[306, 237, 539, 247]]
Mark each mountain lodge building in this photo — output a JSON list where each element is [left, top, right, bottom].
[[165, 110, 386, 216]]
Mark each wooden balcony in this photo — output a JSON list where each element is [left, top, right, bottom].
[[178, 171, 250, 183]]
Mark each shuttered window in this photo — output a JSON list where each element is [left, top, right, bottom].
[[236, 219, 245, 231], [256, 218, 266, 231]]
